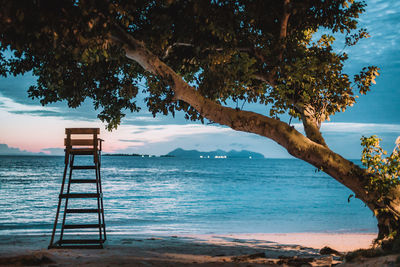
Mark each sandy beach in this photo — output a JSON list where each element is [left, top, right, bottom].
[[1, 232, 398, 266]]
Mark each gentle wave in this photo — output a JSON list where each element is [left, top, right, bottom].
[[0, 156, 377, 235]]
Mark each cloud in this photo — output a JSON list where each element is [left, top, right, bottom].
[[0, 72, 37, 103], [0, 93, 100, 121], [113, 124, 232, 147], [321, 122, 400, 134], [110, 122, 400, 157], [9, 110, 61, 116], [124, 115, 161, 123], [292, 122, 400, 134], [40, 147, 64, 156], [344, 0, 400, 65], [229, 142, 248, 149], [0, 143, 44, 155], [0, 93, 60, 114]]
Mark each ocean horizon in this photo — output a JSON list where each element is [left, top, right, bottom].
[[0, 155, 377, 236]]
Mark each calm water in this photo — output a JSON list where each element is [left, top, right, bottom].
[[0, 156, 377, 235]]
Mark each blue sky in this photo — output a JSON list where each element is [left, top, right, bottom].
[[0, 0, 399, 158]]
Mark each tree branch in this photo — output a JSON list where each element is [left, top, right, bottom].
[[295, 103, 328, 147], [109, 26, 379, 209], [163, 42, 194, 59], [262, 0, 291, 85], [162, 42, 254, 59], [160, 42, 275, 85], [277, 0, 291, 62], [252, 73, 271, 83]]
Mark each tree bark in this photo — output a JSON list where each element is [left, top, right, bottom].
[[375, 185, 400, 250], [277, 0, 291, 62], [295, 103, 328, 147], [114, 30, 400, 249]]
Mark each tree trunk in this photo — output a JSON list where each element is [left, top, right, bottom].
[[374, 186, 400, 250], [114, 31, 400, 250]]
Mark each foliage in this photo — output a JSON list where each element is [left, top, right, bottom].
[[0, 0, 379, 129], [361, 135, 400, 202]]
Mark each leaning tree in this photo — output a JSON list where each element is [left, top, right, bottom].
[[1, 0, 399, 250]]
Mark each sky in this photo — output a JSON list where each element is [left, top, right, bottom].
[[0, 0, 399, 158]]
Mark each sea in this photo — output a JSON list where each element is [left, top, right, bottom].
[[0, 155, 377, 236]]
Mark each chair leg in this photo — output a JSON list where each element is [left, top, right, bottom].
[[95, 160, 103, 241], [97, 153, 106, 240], [59, 154, 74, 242], [49, 155, 69, 248]]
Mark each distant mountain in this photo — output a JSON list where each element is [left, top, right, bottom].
[[166, 148, 264, 159], [0, 144, 46, 156]]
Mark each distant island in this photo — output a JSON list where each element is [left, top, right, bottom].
[[165, 148, 264, 159], [103, 148, 264, 159]]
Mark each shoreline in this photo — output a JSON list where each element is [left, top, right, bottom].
[[1, 232, 393, 266]]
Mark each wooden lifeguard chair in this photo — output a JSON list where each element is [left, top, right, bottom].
[[49, 128, 106, 249]]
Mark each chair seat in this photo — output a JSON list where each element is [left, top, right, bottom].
[[68, 148, 97, 155]]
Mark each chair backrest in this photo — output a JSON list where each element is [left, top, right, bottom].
[[64, 128, 100, 150]]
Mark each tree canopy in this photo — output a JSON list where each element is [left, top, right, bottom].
[[0, 0, 377, 131]]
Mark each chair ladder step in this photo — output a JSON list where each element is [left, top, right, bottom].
[[66, 208, 101, 213], [70, 179, 97, 183], [60, 193, 101, 198], [63, 224, 104, 229], [57, 239, 105, 244], [50, 244, 103, 249], [71, 165, 97, 170]]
